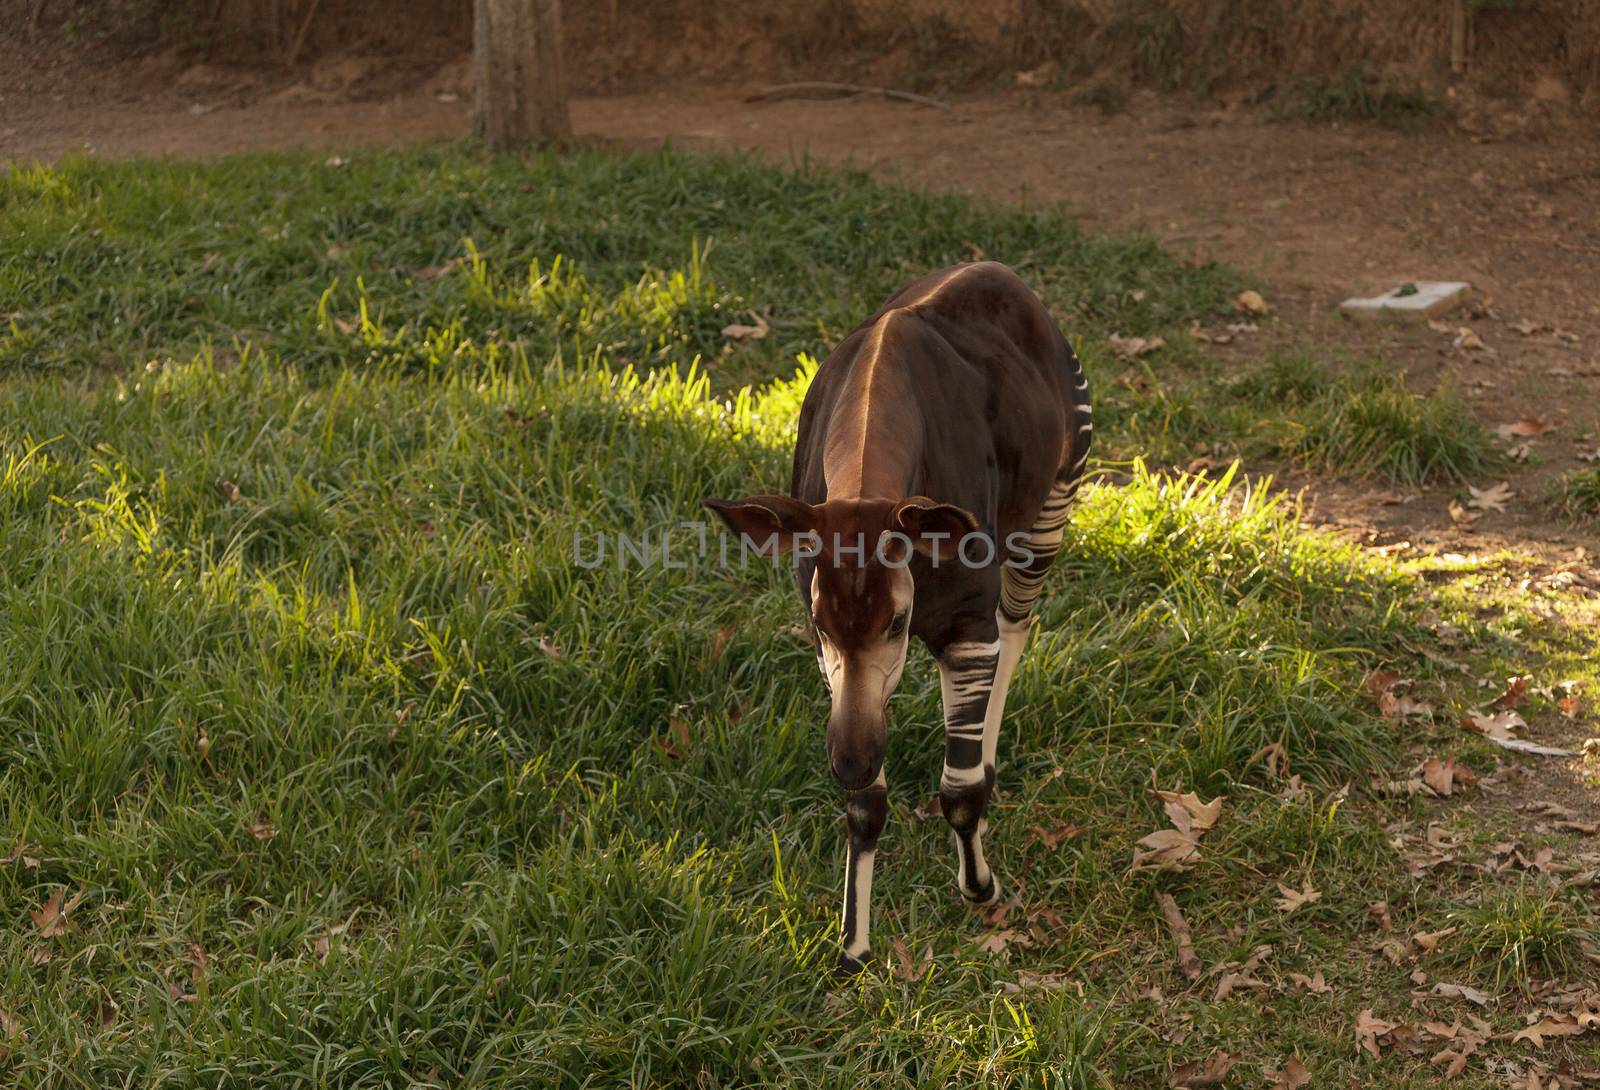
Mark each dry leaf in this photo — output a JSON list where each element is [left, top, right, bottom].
[[1511, 1018, 1586, 1048], [913, 795, 942, 821], [1369, 901, 1395, 932], [1465, 709, 1528, 740], [195, 724, 211, 759], [0, 1007, 21, 1056], [1364, 668, 1402, 698], [1462, 709, 1575, 757], [1030, 822, 1081, 849], [1467, 482, 1515, 513], [659, 716, 692, 759], [1448, 499, 1478, 527], [1108, 333, 1166, 359], [1156, 790, 1224, 835], [1, 837, 40, 869], [1188, 323, 1234, 346], [710, 624, 735, 664], [1133, 788, 1221, 872], [721, 312, 770, 343], [250, 817, 276, 841], [1253, 742, 1290, 778], [1420, 756, 1477, 797], [1289, 971, 1331, 994], [1131, 828, 1202, 873], [1235, 290, 1270, 315], [537, 637, 562, 659], [313, 935, 331, 964], [1264, 1057, 1311, 1089], [1274, 879, 1322, 914], [977, 929, 1023, 955], [332, 316, 358, 336], [94, 992, 117, 1029], [890, 937, 932, 981], [1357, 1009, 1399, 1058], [413, 257, 463, 281], [1156, 893, 1202, 981], [1491, 676, 1530, 709], [979, 889, 1022, 929], [1009, 968, 1079, 994], [1520, 801, 1576, 819], [218, 479, 241, 503], [1431, 982, 1492, 1006], [1415, 926, 1458, 953], [32, 889, 77, 938], [1432, 1048, 1469, 1078], [1169, 1050, 1237, 1087], [1365, 671, 1431, 719], [1213, 970, 1269, 1001], [1495, 418, 1554, 441]]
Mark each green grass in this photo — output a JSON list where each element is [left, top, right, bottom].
[[1, 147, 1594, 1088], [1448, 886, 1596, 991], [1549, 466, 1600, 523], [1, 146, 1233, 389], [1100, 352, 1497, 486], [1071, 79, 1131, 116], [1262, 358, 1497, 486], [1273, 70, 1441, 132]]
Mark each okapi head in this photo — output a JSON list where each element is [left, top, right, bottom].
[[704, 494, 978, 790]]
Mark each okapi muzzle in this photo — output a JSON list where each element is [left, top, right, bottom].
[[704, 261, 1092, 976]]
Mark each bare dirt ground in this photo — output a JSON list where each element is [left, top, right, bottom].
[[5, 47, 1598, 770]]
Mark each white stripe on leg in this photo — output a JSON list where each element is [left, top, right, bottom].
[[984, 612, 1029, 772], [842, 848, 874, 960]]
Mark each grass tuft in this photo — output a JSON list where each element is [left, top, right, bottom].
[[1448, 885, 1597, 990], [1548, 466, 1600, 524], [1237, 356, 1498, 486], [1274, 70, 1441, 132]]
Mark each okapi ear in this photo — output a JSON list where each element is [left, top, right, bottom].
[[703, 495, 817, 553], [893, 497, 980, 560]]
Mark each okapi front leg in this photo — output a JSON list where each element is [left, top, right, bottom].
[[936, 637, 1002, 905], [838, 769, 887, 975]]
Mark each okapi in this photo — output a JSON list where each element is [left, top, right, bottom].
[[705, 261, 1091, 974]]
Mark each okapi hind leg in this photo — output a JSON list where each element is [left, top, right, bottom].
[[939, 471, 1082, 906], [936, 635, 1002, 905], [837, 769, 887, 977]]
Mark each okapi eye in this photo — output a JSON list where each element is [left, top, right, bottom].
[[887, 612, 909, 638]]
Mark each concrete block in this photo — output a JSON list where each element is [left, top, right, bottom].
[[1339, 282, 1471, 323]]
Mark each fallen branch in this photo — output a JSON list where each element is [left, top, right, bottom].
[[744, 82, 951, 110], [1491, 233, 1600, 257], [1157, 893, 1202, 981]]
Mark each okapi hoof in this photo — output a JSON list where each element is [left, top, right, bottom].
[[834, 950, 875, 981], [962, 873, 1001, 907]]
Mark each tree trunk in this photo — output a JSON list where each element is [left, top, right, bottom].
[[474, 0, 572, 150]]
